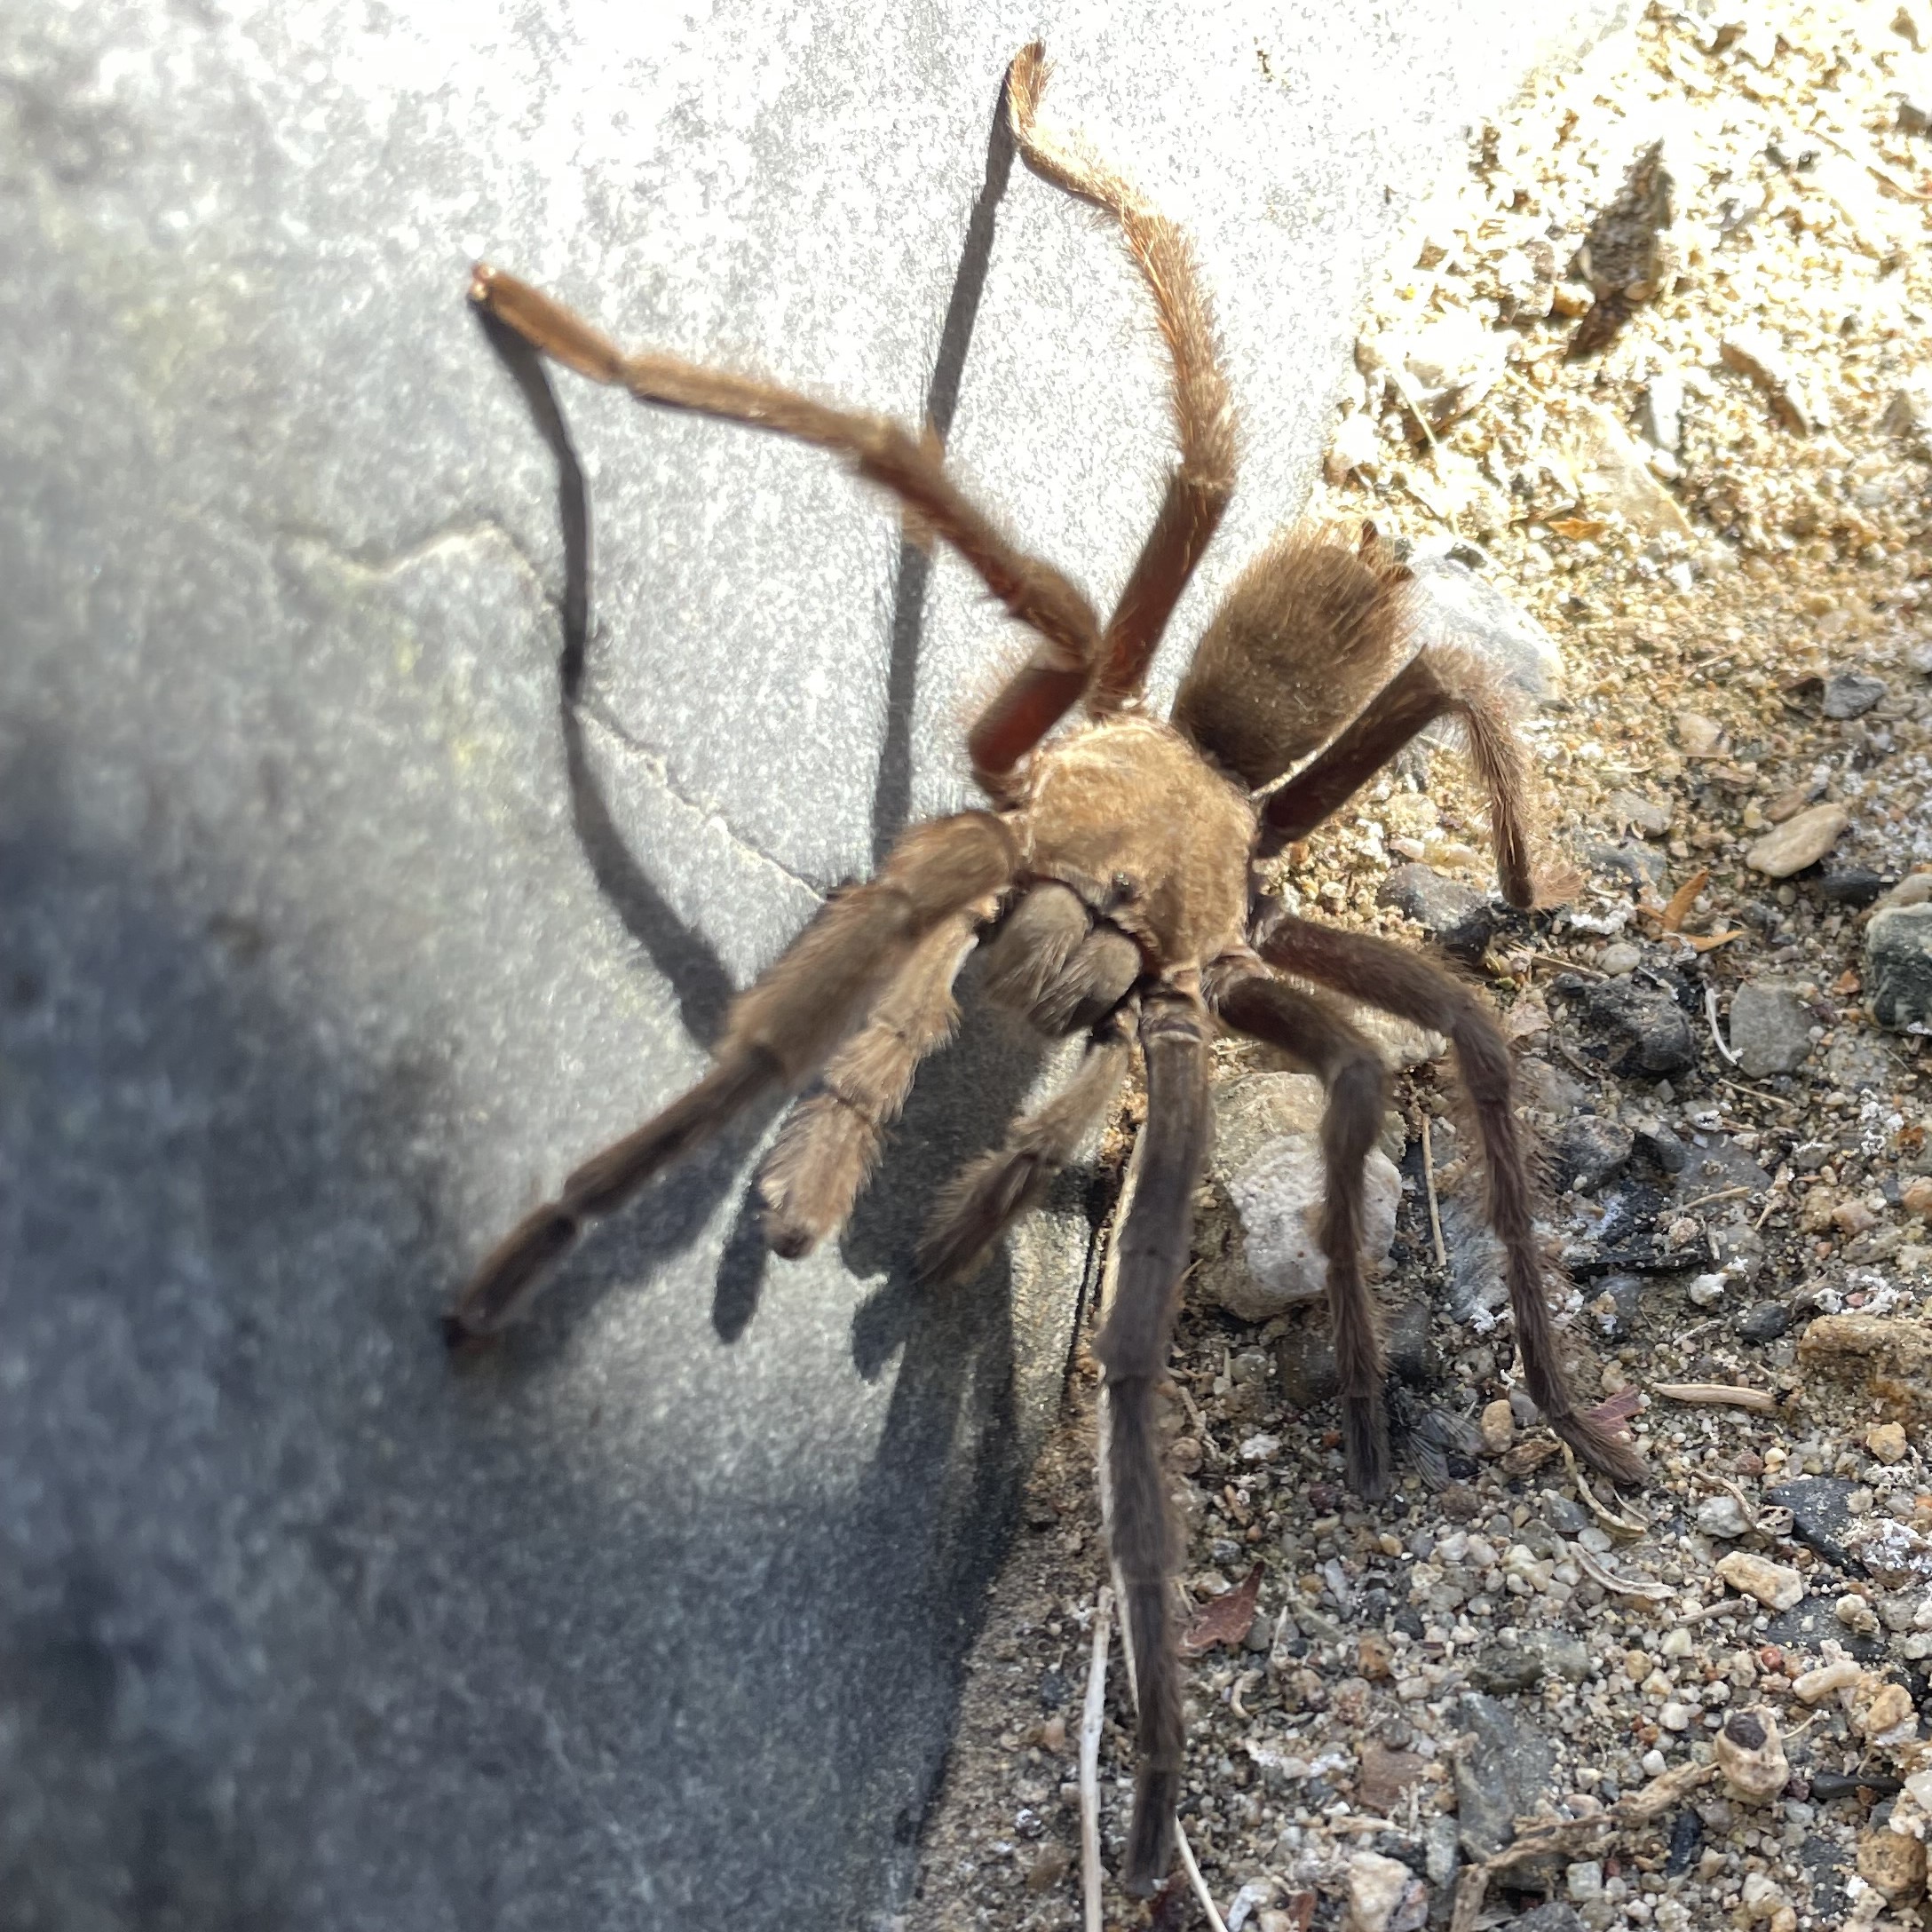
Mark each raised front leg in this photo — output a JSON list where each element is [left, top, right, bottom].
[[467, 265, 1103, 803], [1004, 42, 1236, 709]]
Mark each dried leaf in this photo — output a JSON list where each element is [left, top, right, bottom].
[[1686, 929, 1745, 952], [1833, 970, 1862, 996], [1504, 993, 1552, 1041], [1179, 1562, 1263, 1658], [1549, 515, 1608, 539], [1500, 1439, 1563, 1478], [1588, 1386, 1643, 1431], [1147, 1873, 1191, 1932], [1660, 867, 1710, 933]]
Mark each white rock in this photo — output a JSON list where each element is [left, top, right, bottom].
[[1567, 1859, 1605, 1901], [1360, 314, 1507, 430], [1697, 1493, 1752, 1537], [1326, 409, 1384, 484], [1222, 1133, 1400, 1320], [1564, 400, 1692, 537], [1347, 1849, 1429, 1932]]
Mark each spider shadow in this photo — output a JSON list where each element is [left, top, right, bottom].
[[472, 307, 756, 1359], [471, 72, 1024, 1358], [464, 83, 1081, 1879]]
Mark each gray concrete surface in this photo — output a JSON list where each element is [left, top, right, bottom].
[[1, 4, 1627, 1927]]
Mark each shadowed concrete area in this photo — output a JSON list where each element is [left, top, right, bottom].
[[0, 4, 1624, 1927]]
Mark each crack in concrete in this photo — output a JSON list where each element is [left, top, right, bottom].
[[278, 518, 821, 899], [574, 693, 821, 902], [275, 515, 557, 598]]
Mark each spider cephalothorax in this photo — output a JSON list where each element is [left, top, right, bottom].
[[456, 44, 1644, 1899]]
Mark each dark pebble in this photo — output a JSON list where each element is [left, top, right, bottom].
[[1767, 1478, 1866, 1573], [1379, 863, 1484, 933], [1822, 671, 1887, 718], [1738, 1301, 1793, 1343], [1038, 1668, 1068, 1709], [1472, 1645, 1546, 1694], [1798, 1833, 1853, 1921], [1511, 1905, 1587, 1932], [1554, 1114, 1635, 1192], [1809, 1771, 1903, 1801], [1665, 1807, 1704, 1876], [1631, 1120, 1689, 1175], [1869, 904, 1932, 1033], [1586, 840, 1668, 890], [1453, 1693, 1556, 1859], [1591, 1273, 1650, 1341], [1572, 979, 1698, 1077], [1815, 869, 1892, 907]]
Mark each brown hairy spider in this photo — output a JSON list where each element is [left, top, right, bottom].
[[456, 44, 1645, 1899]]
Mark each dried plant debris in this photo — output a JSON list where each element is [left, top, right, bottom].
[[912, 4, 1932, 1928]]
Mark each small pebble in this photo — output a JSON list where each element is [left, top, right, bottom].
[[1745, 804, 1850, 878], [1716, 1551, 1805, 1611], [1867, 1421, 1910, 1464], [1792, 1659, 1863, 1704], [1346, 1848, 1428, 1932], [1566, 1858, 1604, 1901], [1727, 981, 1813, 1077], [1822, 671, 1887, 718], [1478, 1398, 1515, 1454], [1697, 1494, 1752, 1538], [1857, 1825, 1928, 1899], [1738, 1302, 1791, 1343]]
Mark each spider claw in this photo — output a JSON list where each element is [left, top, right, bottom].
[[1122, 1768, 1179, 1897], [1342, 1393, 1392, 1501], [1552, 1409, 1649, 1488]]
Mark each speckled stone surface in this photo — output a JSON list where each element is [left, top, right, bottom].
[[1, 4, 1627, 1926]]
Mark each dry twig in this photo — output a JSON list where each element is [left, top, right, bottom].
[[1421, 1114, 1447, 1271], [1176, 1825, 1228, 1932], [1081, 1586, 1113, 1932]]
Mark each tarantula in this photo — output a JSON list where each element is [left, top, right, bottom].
[[455, 44, 1645, 1899]]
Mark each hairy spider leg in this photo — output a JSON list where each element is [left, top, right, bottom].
[[1256, 640, 1548, 907], [915, 1003, 1135, 1286], [1253, 906, 1649, 1486], [1091, 987, 1213, 1896], [1207, 964, 1394, 1496], [755, 907, 983, 1259], [466, 265, 1103, 804], [1004, 43, 1236, 710], [449, 813, 1016, 1336]]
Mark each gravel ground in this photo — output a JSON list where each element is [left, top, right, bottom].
[[907, 5, 1932, 1929]]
